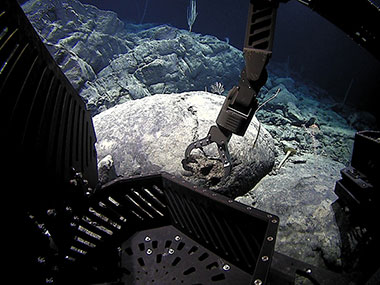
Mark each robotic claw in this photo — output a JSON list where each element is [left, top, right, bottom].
[[183, 0, 380, 178], [183, 125, 232, 177], [183, 0, 278, 177]]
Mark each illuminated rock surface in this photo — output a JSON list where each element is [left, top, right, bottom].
[[93, 92, 275, 198]]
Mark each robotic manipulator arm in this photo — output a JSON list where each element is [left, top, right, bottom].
[[183, 0, 380, 178], [183, 0, 279, 177]]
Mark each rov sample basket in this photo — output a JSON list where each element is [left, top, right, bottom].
[[61, 173, 279, 284]]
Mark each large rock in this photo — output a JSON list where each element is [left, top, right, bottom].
[[93, 92, 275, 198], [235, 153, 345, 270], [23, 0, 245, 115]]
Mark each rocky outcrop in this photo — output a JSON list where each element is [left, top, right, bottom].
[[23, 0, 244, 115], [93, 92, 275, 198], [236, 153, 345, 270], [82, 25, 244, 114], [259, 71, 357, 165], [22, 0, 128, 90]]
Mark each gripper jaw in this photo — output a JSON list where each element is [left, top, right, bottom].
[[182, 125, 232, 178]]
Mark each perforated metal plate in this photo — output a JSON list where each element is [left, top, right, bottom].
[[121, 225, 252, 284]]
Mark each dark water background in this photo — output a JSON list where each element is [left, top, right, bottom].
[[18, 0, 380, 124]]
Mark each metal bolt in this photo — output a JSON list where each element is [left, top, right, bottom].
[[306, 268, 312, 274], [174, 235, 181, 241], [145, 236, 151, 242], [267, 236, 274, 242], [65, 256, 76, 262], [271, 219, 278, 224], [254, 279, 262, 285], [267, 214, 273, 218], [146, 249, 153, 255], [222, 264, 230, 271], [261, 256, 269, 262], [46, 209, 56, 217], [168, 248, 175, 255]]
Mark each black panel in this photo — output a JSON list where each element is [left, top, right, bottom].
[[301, 0, 380, 61], [0, 0, 97, 210], [48, 173, 278, 284]]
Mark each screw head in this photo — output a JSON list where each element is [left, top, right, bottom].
[[168, 248, 175, 255], [145, 236, 151, 242], [267, 236, 274, 242], [254, 279, 262, 285], [64, 255, 75, 262], [261, 255, 269, 262], [174, 235, 181, 241], [222, 264, 230, 271], [146, 249, 153, 255]]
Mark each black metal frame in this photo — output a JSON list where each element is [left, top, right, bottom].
[[297, 0, 380, 61], [1, 0, 98, 211], [334, 131, 380, 282], [25, 173, 279, 284]]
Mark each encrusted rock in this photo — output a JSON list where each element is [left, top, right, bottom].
[[97, 154, 118, 185]]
